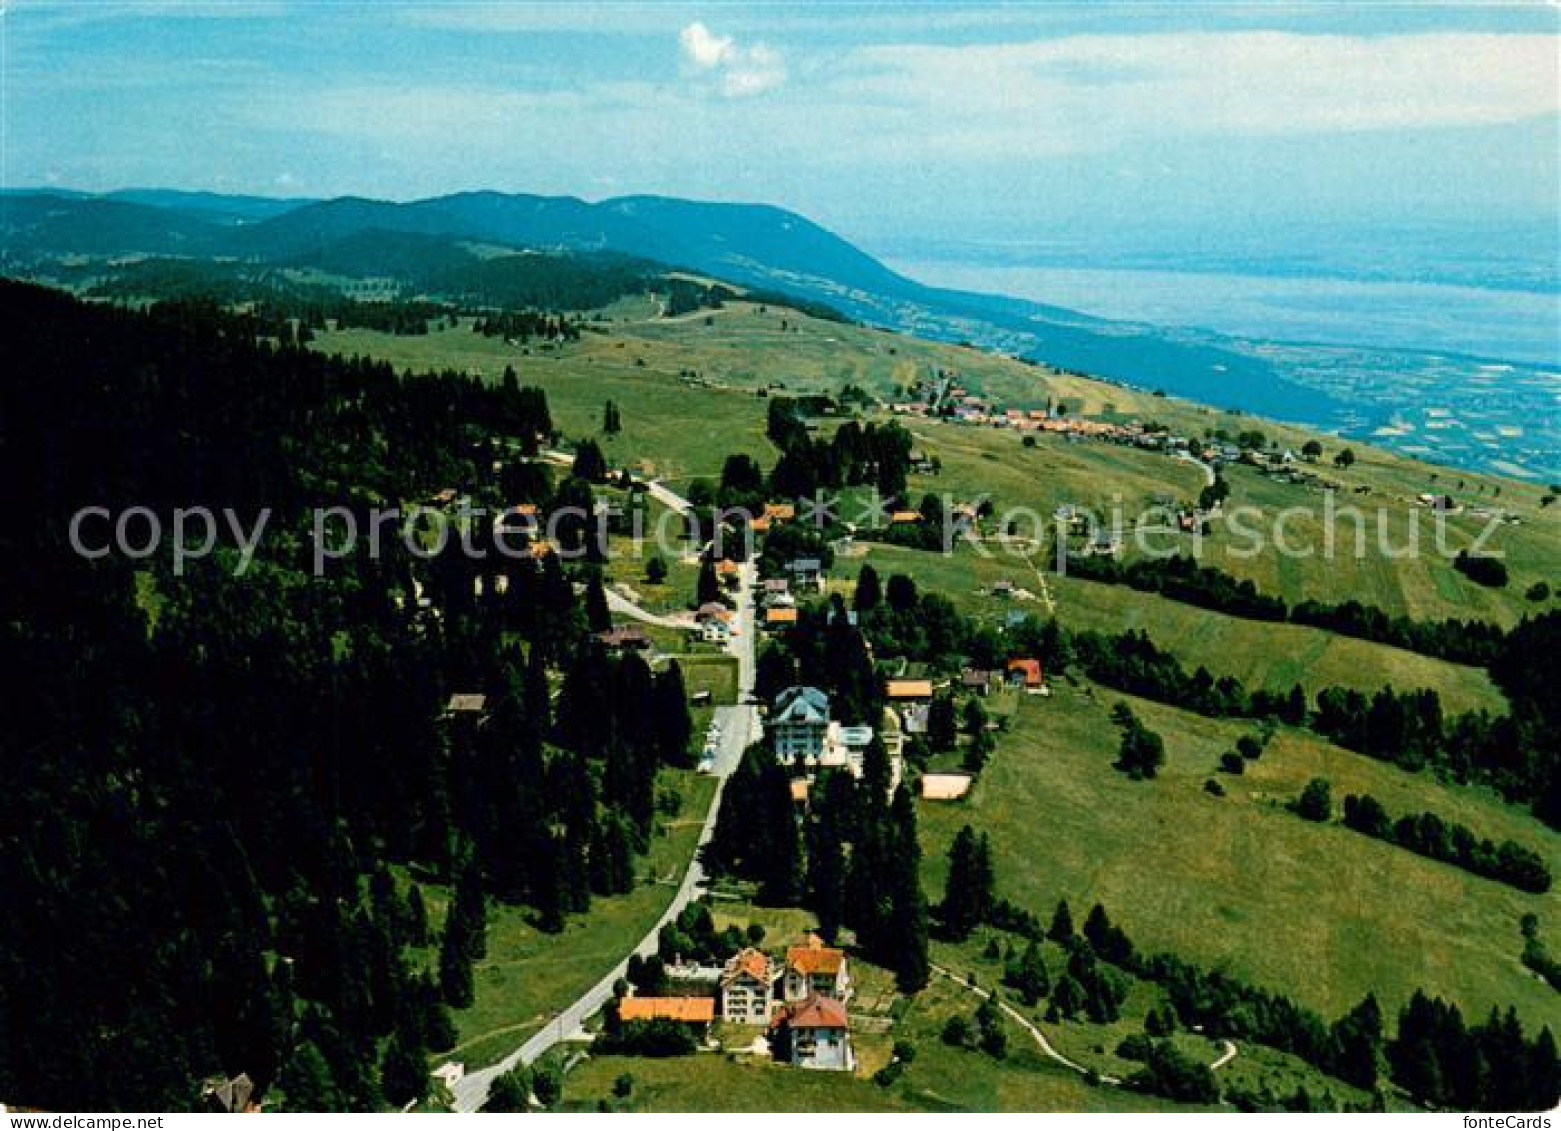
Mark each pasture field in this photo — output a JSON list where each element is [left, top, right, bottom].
[[917, 686, 1559, 1029], [847, 543, 1508, 716]]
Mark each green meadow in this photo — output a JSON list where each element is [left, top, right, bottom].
[[917, 687, 1559, 1030]]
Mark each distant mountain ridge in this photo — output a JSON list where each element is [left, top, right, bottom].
[[1, 186, 1345, 425]]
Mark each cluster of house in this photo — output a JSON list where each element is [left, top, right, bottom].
[[620, 937, 857, 1071], [766, 660, 1043, 801]]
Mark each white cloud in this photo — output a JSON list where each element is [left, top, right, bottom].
[[679, 20, 786, 97], [839, 32, 1559, 143]]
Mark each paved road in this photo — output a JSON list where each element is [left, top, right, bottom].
[[450, 560, 758, 1112]]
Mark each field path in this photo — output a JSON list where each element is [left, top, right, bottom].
[[930, 963, 1118, 1084], [930, 963, 1239, 1083]]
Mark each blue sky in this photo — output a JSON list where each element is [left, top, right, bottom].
[[5, 1, 1558, 246]]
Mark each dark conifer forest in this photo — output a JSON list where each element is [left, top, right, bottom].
[[0, 283, 691, 1110]]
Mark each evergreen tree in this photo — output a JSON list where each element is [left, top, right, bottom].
[[437, 921, 474, 1008], [696, 558, 721, 606], [379, 1023, 428, 1108], [940, 824, 995, 941], [886, 787, 930, 992], [584, 571, 612, 633], [927, 695, 958, 751], [1048, 899, 1075, 943], [482, 1069, 531, 1113], [1330, 993, 1384, 1090], [572, 439, 608, 482], [855, 564, 882, 613], [405, 885, 429, 948], [277, 1040, 343, 1112], [1004, 939, 1050, 1006]]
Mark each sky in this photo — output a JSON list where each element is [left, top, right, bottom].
[[4, 1, 1558, 249]]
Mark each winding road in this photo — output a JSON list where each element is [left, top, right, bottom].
[[450, 557, 757, 1112]]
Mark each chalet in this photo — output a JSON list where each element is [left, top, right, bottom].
[[786, 558, 825, 591], [1084, 527, 1122, 557], [889, 510, 922, 525], [885, 679, 934, 702], [493, 504, 539, 535], [772, 685, 830, 763], [1007, 658, 1044, 692], [719, 948, 779, 1025], [764, 606, 799, 629], [617, 996, 716, 1031], [822, 723, 874, 774], [598, 625, 651, 651], [750, 515, 773, 534], [715, 559, 742, 587], [784, 940, 852, 1002], [696, 602, 733, 642], [764, 502, 797, 523], [961, 669, 996, 696], [204, 1073, 259, 1114], [763, 578, 791, 597], [950, 503, 979, 531], [770, 995, 854, 1072], [445, 693, 487, 716]]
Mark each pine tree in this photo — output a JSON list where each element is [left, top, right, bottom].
[[1330, 993, 1383, 1090], [405, 885, 429, 948], [940, 824, 995, 941], [1048, 899, 1075, 943], [483, 1069, 531, 1112], [927, 695, 958, 752], [696, 558, 721, 606], [1004, 939, 1049, 1006], [584, 571, 611, 633], [379, 1023, 428, 1108], [887, 787, 930, 992], [438, 920, 474, 1008], [855, 564, 882, 613], [277, 1039, 343, 1112]]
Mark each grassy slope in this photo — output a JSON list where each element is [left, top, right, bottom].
[[918, 686, 1560, 1030], [850, 543, 1508, 716], [314, 298, 1559, 1077]]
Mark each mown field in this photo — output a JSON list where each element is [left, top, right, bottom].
[[849, 543, 1509, 716], [917, 686, 1560, 1031], [903, 419, 1557, 628], [315, 321, 776, 485]]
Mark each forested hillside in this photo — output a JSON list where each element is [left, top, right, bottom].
[[0, 283, 693, 1110]]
